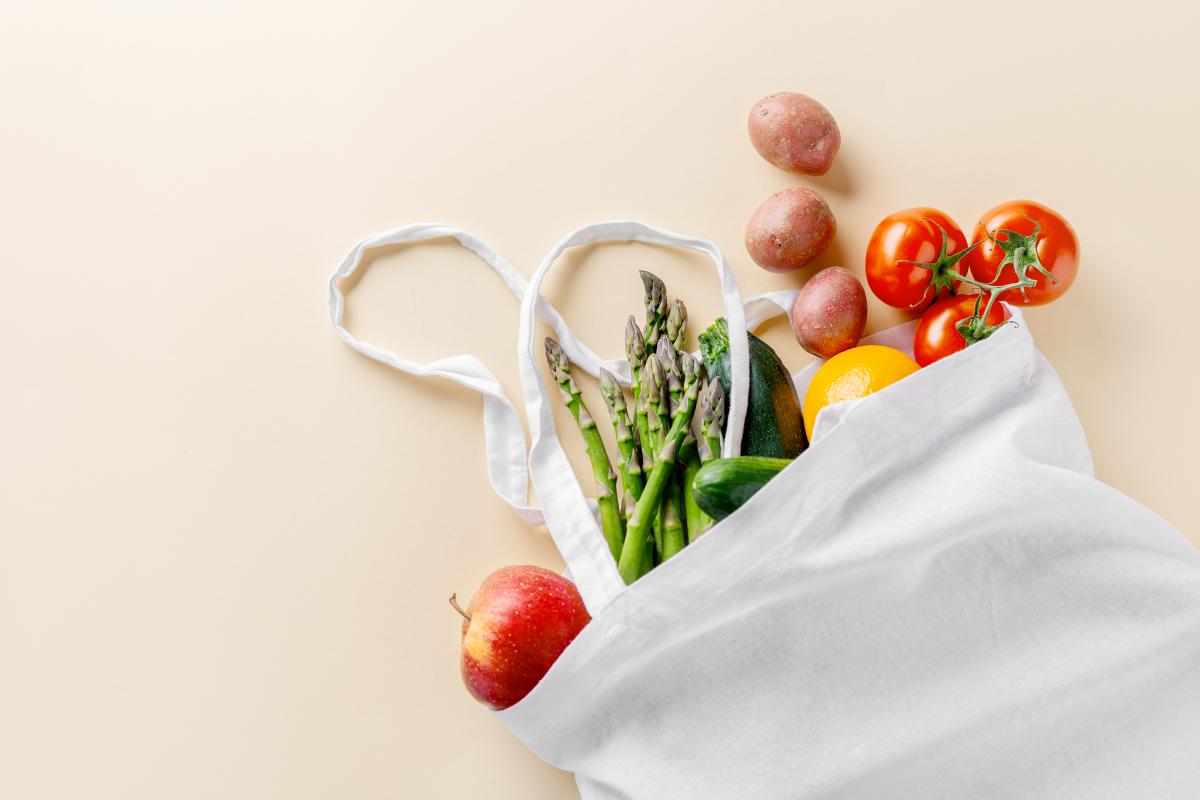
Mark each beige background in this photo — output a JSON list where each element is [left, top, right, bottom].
[[3, 1, 1198, 797]]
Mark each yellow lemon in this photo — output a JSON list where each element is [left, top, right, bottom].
[[803, 345, 919, 438]]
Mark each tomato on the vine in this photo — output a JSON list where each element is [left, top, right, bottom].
[[865, 208, 973, 312], [962, 200, 1078, 306], [913, 294, 1011, 367]]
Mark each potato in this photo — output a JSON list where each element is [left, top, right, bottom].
[[748, 92, 841, 176], [744, 187, 836, 273], [790, 266, 866, 358]]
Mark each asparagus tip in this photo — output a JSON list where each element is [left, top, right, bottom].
[[680, 352, 701, 391], [643, 353, 665, 402], [656, 334, 677, 366], [701, 379, 726, 427], [639, 270, 667, 318], [598, 368, 621, 401], [638, 269, 664, 295], [544, 337, 569, 382], [681, 351, 700, 385], [667, 299, 687, 350], [625, 316, 645, 363]]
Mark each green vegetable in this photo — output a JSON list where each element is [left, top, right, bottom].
[[692, 456, 791, 521], [640, 270, 667, 348], [666, 299, 687, 353], [617, 354, 702, 584], [661, 473, 686, 561], [697, 379, 725, 463], [658, 336, 683, 416], [698, 318, 807, 459], [598, 368, 644, 508], [641, 352, 669, 566], [660, 327, 693, 553], [544, 338, 625, 560], [682, 380, 725, 543], [679, 438, 706, 544], [625, 316, 652, 488]]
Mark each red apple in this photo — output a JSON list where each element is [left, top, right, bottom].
[[450, 565, 590, 710]]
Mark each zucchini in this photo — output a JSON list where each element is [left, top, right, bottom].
[[698, 318, 807, 458], [692, 456, 791, 520]]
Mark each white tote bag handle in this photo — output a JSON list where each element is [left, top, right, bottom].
[[517, 220, 753, 612], [742, 290, 799, 331], [328, 220, 773, 613], [327, 223, 625, 525]]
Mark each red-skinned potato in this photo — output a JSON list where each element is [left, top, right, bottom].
[[748, 92, 841, 176], [791, 267, 867, 358], [452, 565, 590, 711], [745, 187, 837, 273]]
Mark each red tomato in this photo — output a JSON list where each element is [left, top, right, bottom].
[[962, 200, 1079, 306], [913, 294, 1011, 367], [865, 208, 971, 311]]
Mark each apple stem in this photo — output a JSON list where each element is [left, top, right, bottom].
[[448, 593, 471, 622]]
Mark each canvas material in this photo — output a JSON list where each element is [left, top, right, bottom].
[[330, 222, 1200, 799]]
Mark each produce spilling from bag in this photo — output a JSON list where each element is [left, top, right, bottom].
[[331, 89, 1199, 798], [445, 91, 1082, 711]]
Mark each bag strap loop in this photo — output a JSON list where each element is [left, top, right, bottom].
[[328, 223, 612, 525]]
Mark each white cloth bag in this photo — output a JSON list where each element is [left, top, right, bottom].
[[330, 221, 1200, 799]]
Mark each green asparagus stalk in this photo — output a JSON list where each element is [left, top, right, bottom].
[[657, 336, 683, 418], [640, 270, 667, 348], [666, 298, 687, 355], [641, 352, 667, 566], [626, 316, 646, 401], [697, 378, 726, 463], [632, 272, 670, 574], [544, 338, 625, 560], [678, 351, 700, 415], [667, 346, 697, 547], [626, 316, 653, 477], [598, 368, 644, 504], [679, 437, 706, 545], [617, 353, 703, 584], [643, 353, 667, 458], [684, 379, 725, 543], [638, 270, 667, 539], [661, 473, 686, 561]]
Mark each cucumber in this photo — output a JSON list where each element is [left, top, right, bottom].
[[698, 318, 807, 458], [692, 456, 791, 520]]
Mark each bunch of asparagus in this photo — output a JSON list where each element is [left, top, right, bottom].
[[544, 271, 727, 584]]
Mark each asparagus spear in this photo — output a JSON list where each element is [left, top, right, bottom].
[[666, 347, 697, 549], [544, 338, 625, 560], [657, 336, 683, 418], [626, 317, 653, 477], [637, 270, 667, 544], [668, 335, 704, 546], [641, 352, 667, 565], [679, 437, 705, 545], [697, 379, 726, 463], [626, 316, 646, 402], [684, 379, 725, 543], [617, 353, 703, 583], [640, 270, 667, 348], [666, 298, 688, 355], [661, 475, 686, 561], [678, 351, 701, 414], [643, 353, 667, 459], [598, 368, 644, 503]]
